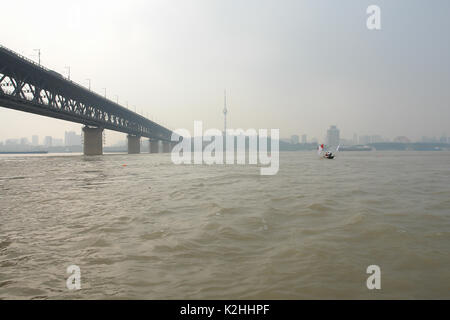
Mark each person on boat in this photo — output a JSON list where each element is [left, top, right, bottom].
[[325, 151, 334, 159]]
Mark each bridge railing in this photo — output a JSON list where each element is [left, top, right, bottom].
[[0, 44, 111, 105], [0, 44, 50, 72]]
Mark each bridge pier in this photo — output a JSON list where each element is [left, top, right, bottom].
[[149, 139, 160, 153], [127, 135, 141, 154], [82, 126, 103, 156], [162, 141, 172, 153]]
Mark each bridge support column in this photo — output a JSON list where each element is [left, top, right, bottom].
[[83, 126, 103, 156], [149, 140, 160, 153], [127, 135, 141, 154], [162, 141, 172, 153]]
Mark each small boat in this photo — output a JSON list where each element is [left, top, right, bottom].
[[317, 144, 339, 159], [323, 152, 335, 159]]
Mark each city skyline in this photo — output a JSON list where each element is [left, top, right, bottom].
[[0, 131, 81, 147], [2, 126, 448, 149]]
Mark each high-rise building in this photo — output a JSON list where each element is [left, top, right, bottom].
[[301, 134, 307, 144], [65, 131, 82, 146], [353, 133, 358, 145], [44, 136, 52, 147], [326, 125, 340, 147], [32, 135, 39, 146], [290, 135, 299, 144]]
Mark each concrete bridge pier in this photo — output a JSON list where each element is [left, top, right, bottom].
[[149, 139, 160, 153], [127, 135, 141, 154], [162, 141, 172, 153], [83, 126, 103, 156]]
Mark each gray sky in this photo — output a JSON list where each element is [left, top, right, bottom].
[[1, 0, 449, 144]]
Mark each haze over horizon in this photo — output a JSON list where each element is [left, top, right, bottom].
[[1, 0, 449, 145]]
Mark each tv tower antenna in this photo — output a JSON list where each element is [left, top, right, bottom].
[[223, 90, 228, 135]]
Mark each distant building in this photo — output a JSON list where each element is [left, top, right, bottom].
[[301, 134, 307, 144], [371, 135, 383, 143], [359, 135, 371, 145], [32, 135, 39, 146], [439, 135, 448, 144], [53, 138, 64, 147], [340, 138, 354, 146], [394, 136, 410, 143], [112, 140, 127, 147], [422, 136, 438, 143], [44, 136, 52, 147], [326, 125, 340, 147], [290, 135, 299, 145], [65, 131, 82, 146], [353, 133, 358, 145], [20, 137, 29, 145], [5, 139, 19, 146]]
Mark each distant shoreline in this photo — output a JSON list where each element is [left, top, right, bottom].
[[0, 151, 48, 154], [0, 142, 449, 154]]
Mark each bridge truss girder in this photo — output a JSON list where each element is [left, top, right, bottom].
[[0, 46, 173, 141]]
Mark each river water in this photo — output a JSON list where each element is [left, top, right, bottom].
[[0, 151, 449, 299]]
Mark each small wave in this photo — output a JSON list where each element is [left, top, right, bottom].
[[0, 280, 14, 288], [0, 176, 28, 180], [91, 238, 111, 248], [217, 207, 242, 216], [140, 231, 166, 240], [0, 240, 11, 250], [307, 203, 331, 212]]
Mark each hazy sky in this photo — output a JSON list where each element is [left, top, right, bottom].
[[1, 0, 449, 144]]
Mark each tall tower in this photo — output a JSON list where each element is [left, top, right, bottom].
[[223, 90, 228, 135]]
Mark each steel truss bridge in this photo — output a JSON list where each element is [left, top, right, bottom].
[[0, 45, 173, 142]]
